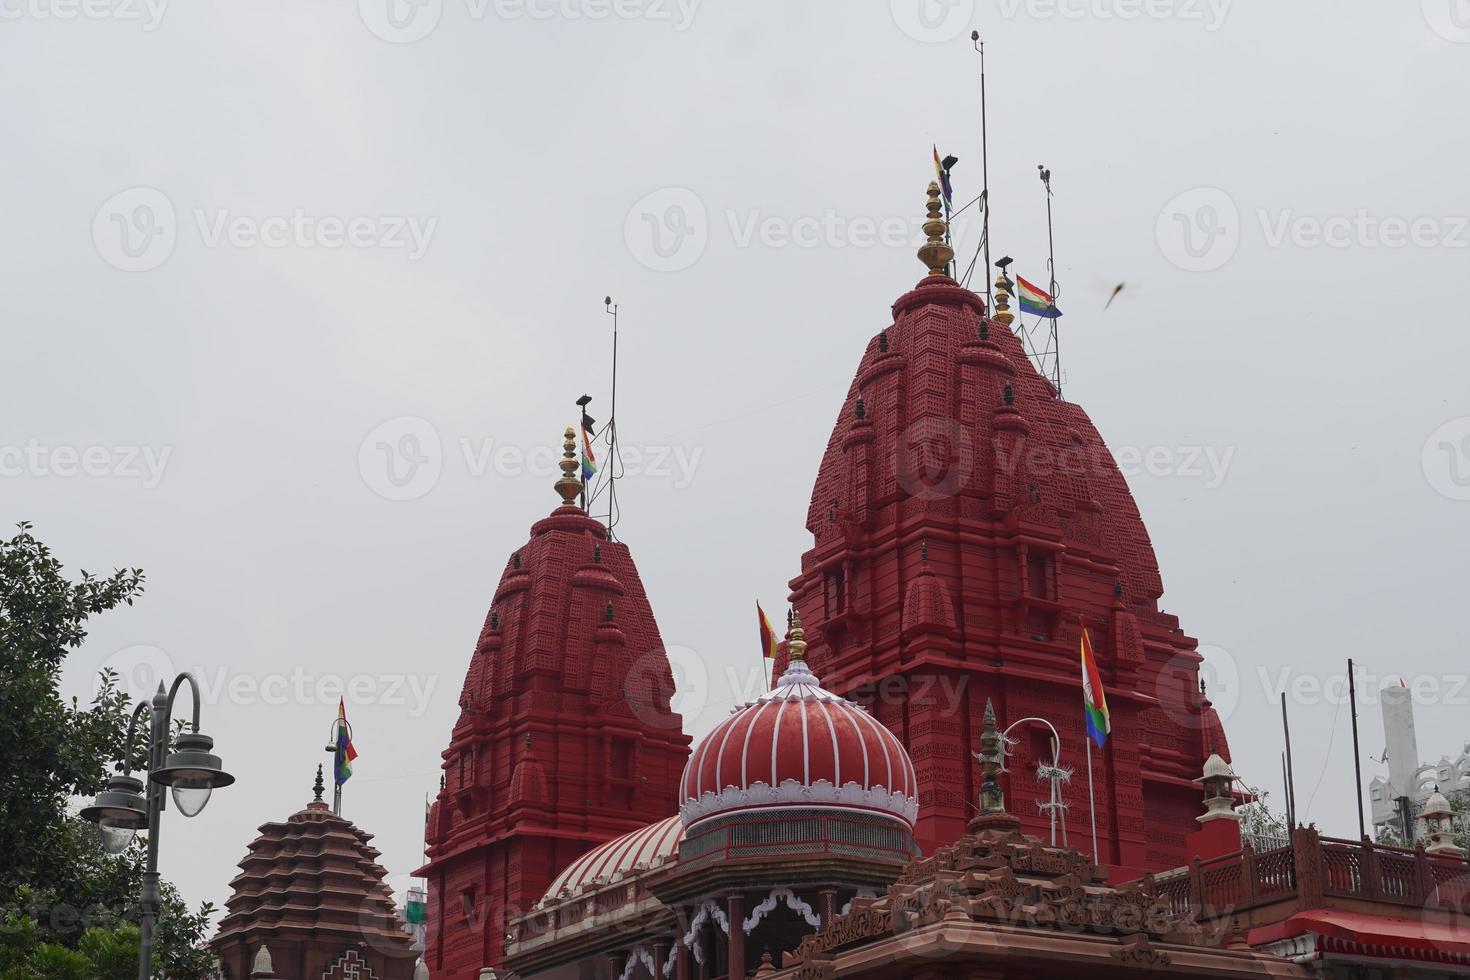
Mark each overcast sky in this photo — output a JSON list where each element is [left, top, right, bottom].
[[5, 0, 1469, 926]]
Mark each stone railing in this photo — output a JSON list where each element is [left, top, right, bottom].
[[1142, 826, 1470, 922]]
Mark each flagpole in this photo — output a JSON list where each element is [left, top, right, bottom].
[[1086, 738, 1099, 865], [1348, 657, 1366, 839]]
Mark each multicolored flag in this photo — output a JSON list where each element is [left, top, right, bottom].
[[932, 145, 954, 207], [757, 602, 779, 660], [1017, 275, 1062, 319], [1079, 624, 1111, 748], [581, 424, 598, 480], [333, 698, 358, 786]]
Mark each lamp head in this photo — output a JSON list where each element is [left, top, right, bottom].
[[152, 731, 234, 818]]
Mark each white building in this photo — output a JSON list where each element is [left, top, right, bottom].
[[1368, 684, 1470, 841]]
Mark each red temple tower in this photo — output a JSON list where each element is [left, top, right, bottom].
[[418, 428, 691, 979], [784, 183, 1229, 878]]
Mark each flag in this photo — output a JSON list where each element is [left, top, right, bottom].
[[932, 145, 953, 207], [1080, 624, 1111, 748], [757, 602, 779, 660], [581, 425, 598, 481], [334, 698, 358, 786], [1017, 275, 1063, 319]]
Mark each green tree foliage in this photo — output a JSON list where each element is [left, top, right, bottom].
[[0, 524, 216, 977], [1237, 784, 1290, 849]]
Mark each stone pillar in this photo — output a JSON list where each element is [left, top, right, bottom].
[[652, 937, 671, 980], [725, 893, 746, 980], [818, 889, 838, 929]]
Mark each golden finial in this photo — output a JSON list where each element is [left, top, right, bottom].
[[917, 181, 954, 277], [553, 426, 582, 508], [788, 608, 807, 662], [991, 272, 1015, 327]]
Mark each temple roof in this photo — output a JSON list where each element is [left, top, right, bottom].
[[540, 815, 684, 904], [212, 796, 416, 957]]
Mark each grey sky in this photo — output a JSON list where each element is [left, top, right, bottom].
[[5, 0, 1469, 924]]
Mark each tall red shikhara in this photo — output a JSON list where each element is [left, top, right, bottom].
[[419, 428, 690, 979], [782, 183, 1229, 878]]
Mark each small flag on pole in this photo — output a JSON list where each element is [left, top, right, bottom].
[[932, 145, 954, 207], [1017, 275, 1063, 319], [757, 602, 779, 660], [581, 424, 599, 480], [334, 698, 358, 786], [1080, 624, 1111, 748]]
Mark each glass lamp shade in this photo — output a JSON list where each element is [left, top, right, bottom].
[[97, 819, 137, 855], [171, 782, 213, 818], [151, 731, 234, 819], [80, 774, 149, 851]]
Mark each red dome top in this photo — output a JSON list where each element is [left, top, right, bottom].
[[678, 618, 917, 830]]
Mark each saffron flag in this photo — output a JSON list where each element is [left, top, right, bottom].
[[1017, 275, 1063, 319], [757, 602, 779, 660], [932, 145, 953, 207], [334, 697, 358, 786], [581, 425, 598, 480], [1079, 624, 1111, 748]]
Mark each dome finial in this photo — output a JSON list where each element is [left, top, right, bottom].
[[788, 608, 807, 662], [313, 763, 325, 803], [918, 181, 955, 277], [992, 256, 1016, 327], [554, 426, 583, 508]]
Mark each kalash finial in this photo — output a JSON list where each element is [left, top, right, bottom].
[[787, 608, 807, 662], [312, 764, 325, 803], [553, 426, 583, 509], [992, 256, 1016, 328], [918, 181, 955, 277]]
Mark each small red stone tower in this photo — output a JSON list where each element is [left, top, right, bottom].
[[784, 182, 1229, 877], [418, 428, 691, 979], [212, 766, 419, 980]]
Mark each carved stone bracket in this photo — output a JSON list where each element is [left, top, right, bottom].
[[743, 887, 822, 933]]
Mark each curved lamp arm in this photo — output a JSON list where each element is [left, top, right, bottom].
[[163, 671, 203, 733], [119, 700, 153, 777]]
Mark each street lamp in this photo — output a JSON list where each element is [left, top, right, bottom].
[[79, 672, 233, 980]]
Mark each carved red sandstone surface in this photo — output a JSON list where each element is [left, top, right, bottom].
[[418, 506, 691, 979], [785, 273, 1230, 875]]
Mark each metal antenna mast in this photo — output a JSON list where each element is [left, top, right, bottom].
[[972, 31, 993, 312], [1038, 164, 1062, 397]]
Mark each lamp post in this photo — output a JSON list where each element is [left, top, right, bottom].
[[80, 673, 234, 980]]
